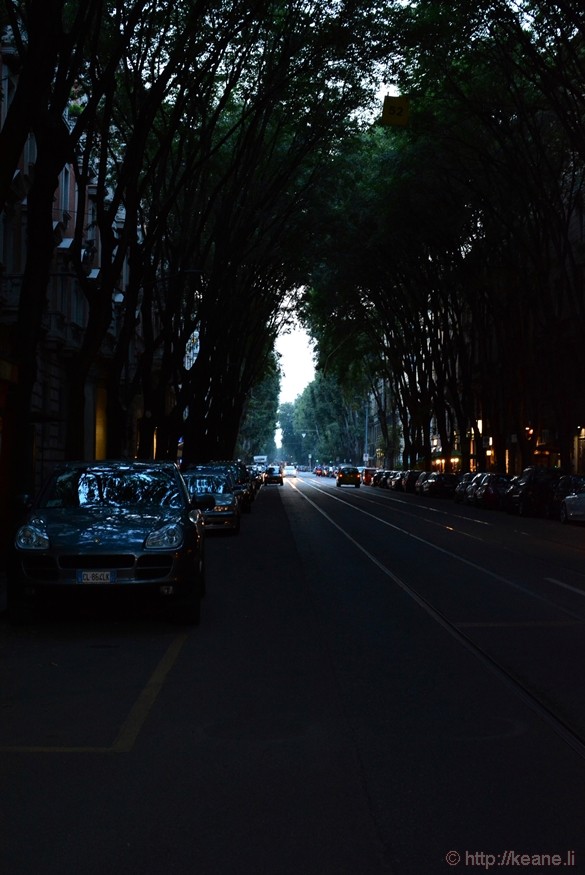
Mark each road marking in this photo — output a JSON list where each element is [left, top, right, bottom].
[[309, 478, 492, 528], [111, 631, 189, 752], [289, 481, 585, 759], [545, 577, 585, 598], [457, 620, 584, 628], [0, 632, 189, 754], [292, 481, 582, 620]]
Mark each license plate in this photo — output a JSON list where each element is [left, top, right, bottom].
[[76, 570, 117, 584]]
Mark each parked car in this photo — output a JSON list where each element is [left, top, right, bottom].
[[453, 472, 474, 503], [401, 470, 420, 493], [263, 465, 284, 485], [361, 468, 377, 485], [185, 464, 241, 511], [474, 473, 513, 510], [551, 475, 585, 520], [247, 465, 264, 493], [464, 472, 489, 505], [504, 466, 563, 517], [372, 470, 390, 487], [414, 472, 431, 495], [336, 465, 361, 488], [210, 460, 255, 512], [560, 484, 585, 524], [182, 471, 241, 534], [7, 460, 210, 624], [389, 472, 404, 490], [422, 472, 459, 498]]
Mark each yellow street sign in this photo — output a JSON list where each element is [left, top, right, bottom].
[[381, 95, 410, 127]]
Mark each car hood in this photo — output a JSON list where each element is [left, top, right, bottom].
[[206, 492, 236, 504], [28, 506, 185, 550]]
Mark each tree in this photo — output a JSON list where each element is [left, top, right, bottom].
[[289, 373, 365, 465], [2, 0, 172, 495], [301, 1, 585, 474], [235, 354, 280, 461]]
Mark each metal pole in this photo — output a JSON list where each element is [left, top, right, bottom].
[[364, 399, 369, 463]]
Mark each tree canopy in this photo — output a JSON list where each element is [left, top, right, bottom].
[[301, 0, 585, 473], [1, 0, 394, 491], [3, 0, 585, 487]]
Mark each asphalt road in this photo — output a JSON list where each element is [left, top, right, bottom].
[[1, 473, 585, 874]]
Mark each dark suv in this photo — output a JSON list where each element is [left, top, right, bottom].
[[503, 467, 563, 517]]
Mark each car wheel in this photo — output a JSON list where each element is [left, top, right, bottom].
[[336, 482, 341, 487], [560, 503, 569, 525], [355, 483, 360, 488]]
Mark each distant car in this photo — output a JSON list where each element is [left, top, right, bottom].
[[336, 465, 361, 487], [208, 460, 255, 512], [551, 475, 585, 520], [401, 470, 420, 493], [283, 465, 297, 477], [264, 465, 283, 485], [474, 473, 513, 510], [453, 472, 474, 503], [7, 460, 210, 624], [247, 465, 264, 493], [414, 472, 431, 495], [559, 481, 585, 524], [182, 471, 240, 534], [422, 472, 459, 498], [464, 472, 488, 505], [504, 467, 562, 517], [361, 468, 377, 485], [389, 471, 404, 490]]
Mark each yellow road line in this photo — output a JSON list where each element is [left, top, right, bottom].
[[0, 632, 189, 754]]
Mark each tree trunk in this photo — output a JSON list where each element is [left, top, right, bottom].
[[9, 140, 64, 500]]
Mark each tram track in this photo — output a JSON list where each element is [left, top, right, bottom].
[[297, 478, 585, 618], [290, 477, 585, 762]]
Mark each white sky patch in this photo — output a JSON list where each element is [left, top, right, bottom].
[[276, 325, 316, 405]]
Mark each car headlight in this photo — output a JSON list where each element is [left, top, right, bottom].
[[145, 524, 183, 549], [16, 522, 49, 550]]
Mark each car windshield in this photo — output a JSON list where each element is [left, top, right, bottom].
[[184, 474, 227, 494], [40, 465, 185, 509]]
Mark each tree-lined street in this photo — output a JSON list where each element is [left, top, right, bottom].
[[4, 3, 585, 505], [2, 475, 585, 873]]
